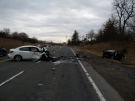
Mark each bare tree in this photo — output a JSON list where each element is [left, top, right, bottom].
[[12, 32, 19, 39], [88, 30, 95, 41], [18, 32, 29, 43], [113, 0, 135, 38], [3, 28, 10, 37], [129, 17, 135, 40]]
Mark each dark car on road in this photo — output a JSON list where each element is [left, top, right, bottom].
[[0, 47, 7, 56], [102, 50, 125, 61]]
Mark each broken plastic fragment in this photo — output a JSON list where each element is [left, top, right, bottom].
[[38, 84, 43, 86]]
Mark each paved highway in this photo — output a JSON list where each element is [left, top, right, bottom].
[[0, 46, 124, 101]]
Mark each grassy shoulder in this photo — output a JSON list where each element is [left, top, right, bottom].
[[72, 41, 135, 65], [0, 38, 41, 52]]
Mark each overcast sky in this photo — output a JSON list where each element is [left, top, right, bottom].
[[0, 0, 113, 42]]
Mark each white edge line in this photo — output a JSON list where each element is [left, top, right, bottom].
[[70, 47, 106, 101], [0, 71, 24, 87]]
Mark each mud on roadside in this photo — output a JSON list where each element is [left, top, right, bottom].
[[72, 47, 135, 101]]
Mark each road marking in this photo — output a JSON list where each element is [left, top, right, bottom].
[[0, 71, 24, 87], [37, 61, 41, 63], [56, 47, 62, 51], [70, 47, 106, 101], [0, 59, 41, 87], [0, 59, 11, 62]]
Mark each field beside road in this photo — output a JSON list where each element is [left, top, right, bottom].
[[72, 45, 135, 101], [0, 38, 32, 51], [77, 41, 135, 65]]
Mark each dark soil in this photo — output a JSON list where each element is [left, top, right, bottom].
[[73, 48, 135, 101]]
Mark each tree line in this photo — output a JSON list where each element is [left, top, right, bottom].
[[68, 0, 135, 45], [0, 28, 39, 43]]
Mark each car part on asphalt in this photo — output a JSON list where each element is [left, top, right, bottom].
[[51, 55, 85, 65]]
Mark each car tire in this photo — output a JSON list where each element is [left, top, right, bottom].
[[0, 52, 5, 56], [14, 55, 22, 62], [3, 52, 7, 56]]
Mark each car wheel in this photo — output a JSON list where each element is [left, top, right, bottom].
[[14, 55, 22, 61], [3, 52, 7, 56]]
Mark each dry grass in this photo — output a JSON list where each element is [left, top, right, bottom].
[[1, 38, 134, 64], [0, 38, 39, 52], [76, 41, 135, 65]]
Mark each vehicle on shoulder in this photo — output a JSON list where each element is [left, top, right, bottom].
[[102, 50, 125, 61], [8, 45, 52, 61], [0, 47, 7, 56]]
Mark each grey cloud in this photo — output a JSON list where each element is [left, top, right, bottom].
[[0, 0, 113, 42]]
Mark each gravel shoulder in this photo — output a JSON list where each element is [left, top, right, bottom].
[[73, 47, 135, 101]]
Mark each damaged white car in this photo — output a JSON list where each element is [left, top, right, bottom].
[[8, 45, 51, 61]]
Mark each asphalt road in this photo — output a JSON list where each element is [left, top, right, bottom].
[[0, 46, 124, 101]]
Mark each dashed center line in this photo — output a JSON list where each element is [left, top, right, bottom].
[[56, 47, 62, 51], [37, 60, 41, 63], [0, 47, 58, 87], [0, 71, 24, 87], [0, 60, 41, 87]]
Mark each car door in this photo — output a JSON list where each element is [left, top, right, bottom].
[[30, 47, 42, 60], [19, 47, 31, 59]]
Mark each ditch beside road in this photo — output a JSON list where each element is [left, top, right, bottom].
[[72, 47, 135, 101]]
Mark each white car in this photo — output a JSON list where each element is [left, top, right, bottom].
[[8, 45, 48, 61]]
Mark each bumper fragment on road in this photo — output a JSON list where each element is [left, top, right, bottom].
[[37, 61, 41, 63]]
